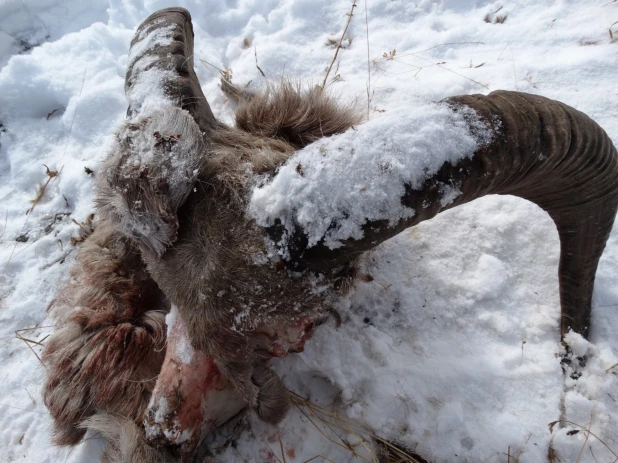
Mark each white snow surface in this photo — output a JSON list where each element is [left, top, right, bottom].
[[250, 104, 491, 249], [1, 1, 618, 463], [125, 21, 178, 112]]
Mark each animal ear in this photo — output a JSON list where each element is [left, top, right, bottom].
[[253, 91, 618, 339]]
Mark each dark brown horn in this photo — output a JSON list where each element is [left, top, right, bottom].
[[267, 91, 618, 339]]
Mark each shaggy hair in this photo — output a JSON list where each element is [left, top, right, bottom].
[[137, 81, 361, 404], [80, 414, 177, 463], [232, 80, 360, 149], [43, 225, 167, 445], [43, 80, 360, 459]]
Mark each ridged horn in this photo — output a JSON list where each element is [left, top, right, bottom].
[[97, 7, 219, 256], [124, 7, 216, 130], [262, 91, 618, 339]]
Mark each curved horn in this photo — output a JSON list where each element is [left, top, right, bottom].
[[254, 91, 618, 339], [97, 7, 219, 256], [124, 7, 216, 130]]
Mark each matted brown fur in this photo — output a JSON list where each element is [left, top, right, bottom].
[[43, 225, 167, 445], [42, 80, 360, 456], [233, 79, 361, 149], [137, 82, 360, 404]]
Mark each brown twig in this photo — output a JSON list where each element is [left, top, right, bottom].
[[322, 0, 357, 89], [25, 388, 37, 405]]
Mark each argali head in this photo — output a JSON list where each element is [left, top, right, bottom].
[[42, 7, 618, 463]]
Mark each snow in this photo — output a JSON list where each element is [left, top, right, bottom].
[[165, 305, 194, 364], [125, 22, 177, 112], [1, 0, 618, 462], [249, 104, 492, 249]]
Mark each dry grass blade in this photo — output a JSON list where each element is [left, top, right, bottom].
[[0, 402, 47, 415], [364, 0, 371, 119], [610, 21, 618, 39], [1, 68, 85, 288], [279, 438, 287, 463], [421, 56, 488, 89], [575, 408, 595, 463], [199, 58, 233, 82], [392, 42, 485, 59], [14, 326, 50, 365], [29, 165, 59, 214], [292, 400, 363, 459], [304, 456, 338, 463], [388, 58, 423, 77], [70, 213, 95, 245], [267, 444, 283, 463], [373, 42, 488, 89], [290, 391, 427, 463], [255, 48, 266, 78], [0, 210, 7, 242], [322, 0, 357, 89], [548, 420, 618, 459]]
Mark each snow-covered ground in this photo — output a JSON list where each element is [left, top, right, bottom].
[[1, 0, 617, 462]]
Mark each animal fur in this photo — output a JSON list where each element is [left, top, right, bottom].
[[43, 225, 168, 445], [43, 7, 618, 463], [43, 7, 361, 460], [43, 79, 360, 459], [80, 414, 177, 463], [127, 81, 360, 403]]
